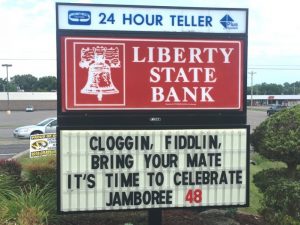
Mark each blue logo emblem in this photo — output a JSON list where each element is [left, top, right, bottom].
[[68, 10, 91, 25], [220, 14, 238, 29]]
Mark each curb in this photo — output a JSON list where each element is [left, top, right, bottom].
[[10, 149, 30, 160]]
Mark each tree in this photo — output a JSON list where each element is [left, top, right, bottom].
[[0, 78, 5, 92], [252, 105, 300, 224], [0, 78, 17, 92], [247, 82, 284, 95], [11, 74, 38, 91], [36, 76, 56, 91], [247, 81, 300, 95], [251, 105, 300, 178]]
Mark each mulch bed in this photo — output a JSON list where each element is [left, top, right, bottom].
[[56, 209, 265, 225]]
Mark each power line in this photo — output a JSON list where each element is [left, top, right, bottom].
[[249, 64, 300, 70], [249, 67, 300, 71], [0, 58, 56, 61], [249, 64, 300, 67]]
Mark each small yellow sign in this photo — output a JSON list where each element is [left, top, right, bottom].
[[30, 133, 56, 158]]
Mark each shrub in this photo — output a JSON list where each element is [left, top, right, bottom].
[[0, 173, 19, 200], [1, 184, 57, 225], [261, 208, 300, 225], [22, 156, 56, 188], [262, 180, 300, 220], [224, 208, 238, 218], [251, 105, 300, 178], [253, 168, 300, 193], [17, 207, 48, 225], [0, 174, 20, 224], [0, 159, 22, 179], [251, 105, 300, 223], [0, 157, 58, 224]]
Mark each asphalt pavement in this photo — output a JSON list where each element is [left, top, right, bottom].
[[0, 109, 267, 160], [247, 109, 267, 132], [0, 110, 56, 159]]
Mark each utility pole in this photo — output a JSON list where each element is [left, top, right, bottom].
[[248, 71, 256, 107], [2, 64, 12, 114]]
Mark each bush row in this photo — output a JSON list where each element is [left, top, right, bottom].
[[0, 157, 57, 225], [252, 105, 300, 225]]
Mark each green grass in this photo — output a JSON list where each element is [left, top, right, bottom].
[[17, 154, 55, 167], [239, 152, 285, 215]]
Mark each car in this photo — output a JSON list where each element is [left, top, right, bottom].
[[45, 119, 57, 133], [25, 105, 34, 112], [267, 104, 287, 116], [13, 117, 57, 139]]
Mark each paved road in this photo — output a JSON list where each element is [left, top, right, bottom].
[[0, 109, 267, 160], [247, 109, 267, 132], [0, 110, 56, 159]]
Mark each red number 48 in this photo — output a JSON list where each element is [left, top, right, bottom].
[[185, 189, 202, 204]]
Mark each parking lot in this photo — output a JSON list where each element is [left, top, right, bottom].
[[0, 109, 267, 159], [0, 110, 56, 159]]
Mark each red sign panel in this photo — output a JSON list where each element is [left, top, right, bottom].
[[61, 37, 244, 111]]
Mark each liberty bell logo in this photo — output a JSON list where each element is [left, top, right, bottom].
[[79, 46, 120, 101]]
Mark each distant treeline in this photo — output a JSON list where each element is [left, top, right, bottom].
[[0, 74, 56, 92], [247, 82, 300, 95], [0, 74, 299, 94]]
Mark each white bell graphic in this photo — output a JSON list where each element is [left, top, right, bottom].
[[79, 46, 120, 101]]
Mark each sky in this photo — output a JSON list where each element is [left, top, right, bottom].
[[0, 0, 299, 85]]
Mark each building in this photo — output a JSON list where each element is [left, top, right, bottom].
[[0, 92, 56, 111], [247, 95, 300, 106], [1, 92, 300, 111]]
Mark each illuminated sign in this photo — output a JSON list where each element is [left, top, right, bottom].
[[57, 5, 247, 33], [61, 37, 244, 111]]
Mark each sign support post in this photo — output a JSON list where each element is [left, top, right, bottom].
[[149, 209, 162, 225]]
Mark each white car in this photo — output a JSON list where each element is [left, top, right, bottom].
[[25, 105, 34, 112], [13, 117, 57, 139]]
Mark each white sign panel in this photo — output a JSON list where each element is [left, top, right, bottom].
[[30, 133, 56, 158], [57, 4, 247, 33], [59, 128, 248, 212]]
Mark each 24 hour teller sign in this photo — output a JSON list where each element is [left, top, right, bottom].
[[59, 128, 248, 211], [61, 37, 244, 111]]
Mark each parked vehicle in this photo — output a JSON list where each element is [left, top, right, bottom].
[[13, 117, 57, 139], [45, 119, 57, 133], [267, 105, 287, 116], [25, 105, 34, 112]]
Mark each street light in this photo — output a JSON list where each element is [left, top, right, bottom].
[[2, 64, 12, 114], [248, 71, 256, 107]]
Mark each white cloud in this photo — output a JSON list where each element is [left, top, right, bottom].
[[0, 0, 299, 84]]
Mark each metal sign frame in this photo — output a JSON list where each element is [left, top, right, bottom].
[[56, 3, 248, 126], [56, 3, 249, 214], [57, 125, 250, 213]]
